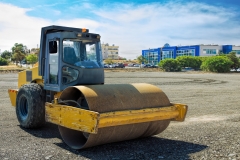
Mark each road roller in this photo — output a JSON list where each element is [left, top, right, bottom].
[[8, 25, 187, 149]]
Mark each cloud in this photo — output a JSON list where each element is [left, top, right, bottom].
[[0, 3, 50, 51], [93, 1, 240, 58], [0, 2, 99, 52], [0, 1, 240, 59]]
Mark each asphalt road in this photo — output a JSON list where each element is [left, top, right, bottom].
[[0, 71, 239, 160]]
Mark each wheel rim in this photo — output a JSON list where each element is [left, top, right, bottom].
[[19, 96, 28, 120]]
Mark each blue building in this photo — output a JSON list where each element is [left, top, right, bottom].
[[142, 44, 240, 65], [141, 48, 161, 65]]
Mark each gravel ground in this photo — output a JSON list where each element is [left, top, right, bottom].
[[0, 71, 239, 160]]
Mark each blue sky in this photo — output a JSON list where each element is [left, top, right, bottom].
[[0, 0, 240, 59]]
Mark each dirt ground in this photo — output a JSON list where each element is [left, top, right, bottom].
[[0, 71, 239, 160]]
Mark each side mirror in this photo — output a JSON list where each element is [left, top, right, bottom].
[[49, 41, 57, 53]]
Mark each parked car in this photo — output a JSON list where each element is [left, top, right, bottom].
[[20, 59, 30, 65], [20, 59, 26, 64], [143, 64, 152, 68], [114, 63, 125, 68], [151, 65, 158, 68], [230, 68, 240, 72], [144, 64, 158, 68], [109, 64, 116, 68], [104, 64, 109, 68], [133, 64, 140, 67], [182, 67, 194, 71], [128, 63, 134, 67]]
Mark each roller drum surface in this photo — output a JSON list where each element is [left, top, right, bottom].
[[58, 83, 171, 149]]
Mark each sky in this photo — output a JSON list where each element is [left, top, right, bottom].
[[0, 0, 240, 59]]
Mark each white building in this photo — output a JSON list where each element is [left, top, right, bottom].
[[101, 43, 119, 60]]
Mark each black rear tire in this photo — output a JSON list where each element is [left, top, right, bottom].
[[16, 83, 45, 128]]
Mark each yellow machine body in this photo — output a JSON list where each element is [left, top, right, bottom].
[[46, 102, 187, 134], [8, 62, 188, 150], [46, 83, 187, 149], [8, 25, 188, 150], [18, 65, 43, 88], [8, 89, 18, 107], [8, 64, 42, 107]]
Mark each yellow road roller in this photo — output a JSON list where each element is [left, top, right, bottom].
[[8, 25, 187, 149]]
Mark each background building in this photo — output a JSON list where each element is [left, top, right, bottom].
[[101, 43, 119, 60], [142, 48, 161, 65], [142, 44, 240, 65]]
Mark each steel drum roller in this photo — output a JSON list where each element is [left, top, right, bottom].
[[58, 83, 171, 149]]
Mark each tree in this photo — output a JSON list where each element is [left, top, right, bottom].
[[201, 56, 233, 73], [137, 55, 147, 68], [104, 59, 113, 64], [0, 57, 9, 66], [11, 43, 28, 65], [12, 43, 27, 55], [31, 48, 40, 55], [26, 54, 38, 66], [226, 52, 240, 71], [158, 59, 181, 72], [176, 56, 202, 70], [198, 56, 208, 63], [1, 50, 12, 59], [12, 51, 25, 65], [218, 51, 225, 55]]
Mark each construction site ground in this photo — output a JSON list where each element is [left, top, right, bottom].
[[0, 70, 239, 160]]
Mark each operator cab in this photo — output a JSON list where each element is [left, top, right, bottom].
[[39, 26, 104, 92]]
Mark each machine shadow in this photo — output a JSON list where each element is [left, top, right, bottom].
[[55, 136, 208, 159], [19, 122, 61, 139], [20, 124, 207, 159]]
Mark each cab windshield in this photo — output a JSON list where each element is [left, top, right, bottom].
[[63, 39, 103, 68]]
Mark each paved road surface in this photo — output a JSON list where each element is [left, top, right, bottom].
[[0, 72, 239, 159]]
